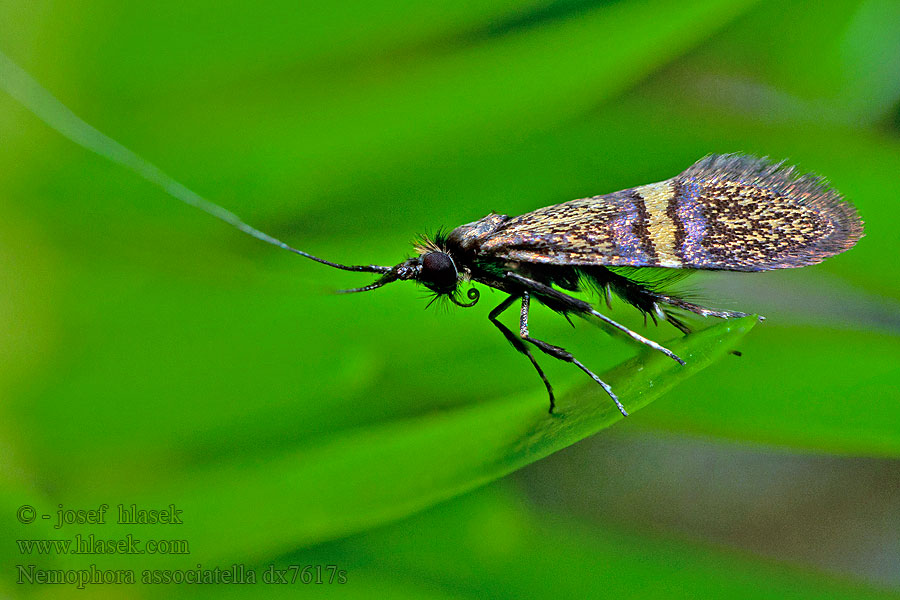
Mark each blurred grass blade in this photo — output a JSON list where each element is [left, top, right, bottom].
[[289, 485, 894, 600], [78, 316, 756, 566]]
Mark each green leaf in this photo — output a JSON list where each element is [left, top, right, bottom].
[[640, 324, 900, 457], [67, 316, 756, 566]]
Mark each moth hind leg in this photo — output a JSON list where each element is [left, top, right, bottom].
[[653, 293, 756, 343], [654, 294, 755, 358], [654, 293, 754, 321], [585, 266, 755, 335], [583, 266, 692, 335], [659, 308, 693, 335]]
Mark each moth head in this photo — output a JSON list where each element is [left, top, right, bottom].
[[342, 251, 457, 292], [339, 249, 478, 307], [336, 231, 479, 306]]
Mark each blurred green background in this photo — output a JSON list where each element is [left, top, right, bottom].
[[1, 0, 899, 598]]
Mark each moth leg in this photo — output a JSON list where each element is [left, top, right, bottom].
[[653, 293, 756, 321], [592, 266, 759, 334], [489, 294, 557, 413], [650, 297, 752, 357], [654, 294, 763, 353], [504, 272, 685, 366], [519, 292, 628, 417], [618, 286, 695, 335], [653, 296, 750, 355], [661, 310, 693, 336]]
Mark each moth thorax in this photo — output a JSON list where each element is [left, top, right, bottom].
[[420, 251, 458, 293]]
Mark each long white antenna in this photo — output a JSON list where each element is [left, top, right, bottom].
[[0, 50, 390, 274]]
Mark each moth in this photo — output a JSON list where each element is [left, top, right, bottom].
[[256, 154, 864, 415], [2, 56, 863, 416]]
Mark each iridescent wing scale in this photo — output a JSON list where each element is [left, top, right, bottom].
[[468, 154, 863, 272]]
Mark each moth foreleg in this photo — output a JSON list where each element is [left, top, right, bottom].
[[489, 294, 556, 413], [518, 292, 628, 417]]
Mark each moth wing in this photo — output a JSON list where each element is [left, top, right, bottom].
[[477, 189, 662, 267], [477, 154, 863, 271]]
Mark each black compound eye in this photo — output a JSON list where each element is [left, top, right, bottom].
[[421, 251, 458, 292]]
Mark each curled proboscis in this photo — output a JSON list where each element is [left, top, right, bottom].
[[450, 287, 480, 308]]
